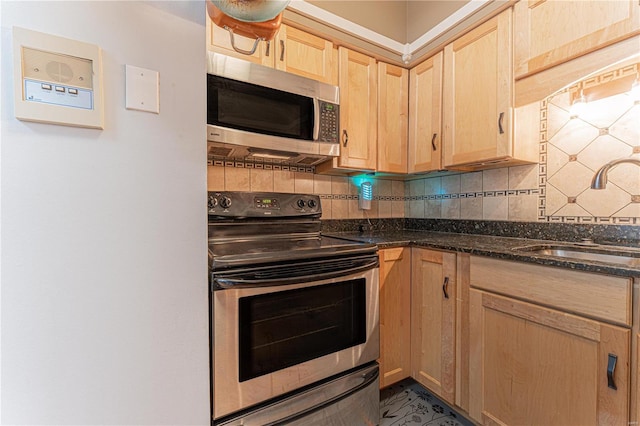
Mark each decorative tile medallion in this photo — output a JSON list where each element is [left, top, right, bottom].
[[539, 63, 640, 224]]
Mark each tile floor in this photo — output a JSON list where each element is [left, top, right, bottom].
[[380, 379, 474, 426]]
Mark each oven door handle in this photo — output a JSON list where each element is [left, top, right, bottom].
[[213, 258, 379, 289]]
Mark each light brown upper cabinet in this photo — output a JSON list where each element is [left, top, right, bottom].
[[411, 248, 457, 405], [514, 0, 640, 79], [319, 47, 377, 173], [274, 25, 338, 85], [208, 21, 337, 85], [409, 52, 443, 173], [378, 248, 411, 388], [377, 62, 408, 174], [443, 8, 538, 170]]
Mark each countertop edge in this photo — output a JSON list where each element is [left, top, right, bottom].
[[326, 231, 640, 278]]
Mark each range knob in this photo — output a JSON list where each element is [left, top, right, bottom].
[[219, 196, 232, 209], [208, 197, 218, 209], [307, 199, 317, 209], [296, 199, 306, 208]]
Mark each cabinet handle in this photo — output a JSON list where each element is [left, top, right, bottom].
[[265, 40, 270, 57], [342, 129, 349, 147], [442, 276, 450, 299], [498, 112, 505, 134], [280, 40, 285, 61], [431, 133, 437, 151], [607, 353, 618, 390]]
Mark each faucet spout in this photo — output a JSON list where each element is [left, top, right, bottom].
[[591, 158, 640, 189]]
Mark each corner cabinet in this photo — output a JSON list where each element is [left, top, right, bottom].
[[467, 256, 632, 425], [409, 51, 443, 173], [377, 62, 408, 174], [442, 8, 537, 170], [317, 47, 377, 173], [378, 247, 411, 388], [411, 248, 456, 405]]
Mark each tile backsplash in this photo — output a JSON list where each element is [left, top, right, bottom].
[[207, 162, 538, 222], [208, 65, 639, 225], [207, 162, 405, 219], [403, 165, 539, 222]]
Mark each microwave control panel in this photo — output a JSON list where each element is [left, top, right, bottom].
[[318, 101, 339, 144]]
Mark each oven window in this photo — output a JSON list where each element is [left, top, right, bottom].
[[238, 279, 367, 382], [207, 75, 313, 140]]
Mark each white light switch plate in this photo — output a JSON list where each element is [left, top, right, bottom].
[[125, 65, 159, 114]]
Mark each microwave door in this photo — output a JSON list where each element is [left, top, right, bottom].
[[208, 75, 313, 141]]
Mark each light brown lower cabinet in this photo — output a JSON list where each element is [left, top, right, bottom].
[[635, 329, 640, 425], [378, 247, 411, 388], [380, 248, 637, 425], [633, 278, 640, 426], [468, 288, 631, 425], [411, 248, 457, 405]]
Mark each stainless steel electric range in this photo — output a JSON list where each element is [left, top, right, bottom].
[[208, 191, 380, 425]]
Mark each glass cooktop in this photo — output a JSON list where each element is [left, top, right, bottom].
[[208, 234, 376, 270]]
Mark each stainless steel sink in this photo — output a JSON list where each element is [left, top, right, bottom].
[[514, 244, 640, 268]]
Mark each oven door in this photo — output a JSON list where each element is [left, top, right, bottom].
[[212, 265, 379, 420]]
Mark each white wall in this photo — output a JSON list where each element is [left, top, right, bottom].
[[1, 1, 209, 424]]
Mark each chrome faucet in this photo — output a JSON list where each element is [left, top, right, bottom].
[[590, 158, 640, 189]]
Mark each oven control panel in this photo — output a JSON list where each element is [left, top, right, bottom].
[[254, 197, 280, 210], [208, 191, 321, 217]]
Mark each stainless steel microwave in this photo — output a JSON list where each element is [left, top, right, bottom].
[[207, 52, 340, 166]]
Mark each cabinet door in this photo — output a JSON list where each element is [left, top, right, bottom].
[[409, 52, 443, 173], [337, 47, 377, 171], [411, 248, 456, 404], [206, 14, 275, 67], [377, 62, 408, 174], [275, 25, 337, 85], [633, 278, 640, 426], [635, 330, 640, 426], [469, 289, 630, 426], [379, 247, 411, 388], [514, 0, 640, 79], [443, 9, 513, 168]]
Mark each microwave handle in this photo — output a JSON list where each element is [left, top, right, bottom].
[[312, 98, 320, 141]]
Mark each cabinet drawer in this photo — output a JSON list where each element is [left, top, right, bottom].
[[470, 256, 632, 326]]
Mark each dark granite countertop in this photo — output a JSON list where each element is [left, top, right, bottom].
[[325, 230, 640, 278]]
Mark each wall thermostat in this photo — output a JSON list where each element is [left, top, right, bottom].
[[13, 27, 104, 129]]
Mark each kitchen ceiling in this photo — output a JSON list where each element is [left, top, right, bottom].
[[307, 0, 470, 44]]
